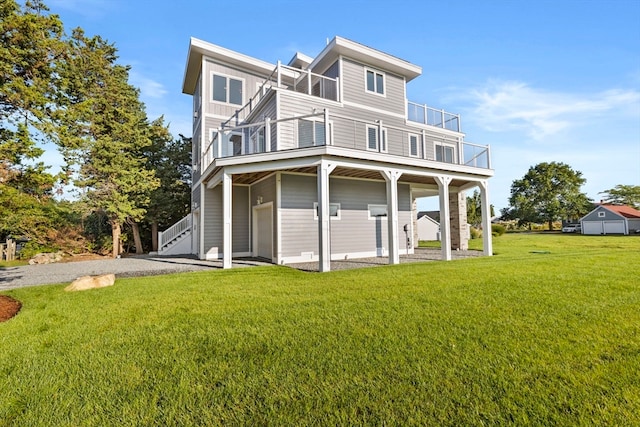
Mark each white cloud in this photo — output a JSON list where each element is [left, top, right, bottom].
[[129, 71, 168, 100], [460, 80, 640, 140]]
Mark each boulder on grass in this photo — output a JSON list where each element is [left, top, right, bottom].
[[29, 251, 64, 265], [65, 274, 115, 292]]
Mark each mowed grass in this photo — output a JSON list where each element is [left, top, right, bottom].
[[1, 234, 639, 426]]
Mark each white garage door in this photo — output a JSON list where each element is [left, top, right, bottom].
[[603, 221, 625, 234], [583, 222, 602, 235]]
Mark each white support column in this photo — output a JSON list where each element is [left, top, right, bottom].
[[277, 60, 282, 87], [381, 170, 401, 265], [199, 183, 205, 260], [222, 171, 232, 269], [317, 160, 336, 272], [478, 180, 493, 256], [307, 69, 312, 95], [435, 176, 452, 261]]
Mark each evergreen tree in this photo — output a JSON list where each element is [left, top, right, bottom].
[[144, 121, 191, 251], [54, 29, 159, 257]]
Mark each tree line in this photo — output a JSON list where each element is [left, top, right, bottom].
[[1, 0, 190, 258], [500, 162, 638, 230]]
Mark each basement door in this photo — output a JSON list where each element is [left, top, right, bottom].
[[253, 203, 273, 261]]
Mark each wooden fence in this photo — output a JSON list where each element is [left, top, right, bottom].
[[1, 239, 17, 261]]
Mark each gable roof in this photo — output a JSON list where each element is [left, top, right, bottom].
[[602, 204, 640, 219]]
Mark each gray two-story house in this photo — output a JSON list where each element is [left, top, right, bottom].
[[159, 36, 494, 272]]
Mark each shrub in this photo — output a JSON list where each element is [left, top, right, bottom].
[[491, 224, 506, 236], [470, 227, 481, 239]]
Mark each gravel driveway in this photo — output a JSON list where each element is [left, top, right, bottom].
[[1, 248, 483, 291], [0, 256, 270, 291]]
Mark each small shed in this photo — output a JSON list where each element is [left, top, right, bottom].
[[417, 213, 440, 241], [580, 204, 640, 235]]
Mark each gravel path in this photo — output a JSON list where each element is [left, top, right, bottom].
[[1, 248, 483, 290], [0, 256, 270, 291]]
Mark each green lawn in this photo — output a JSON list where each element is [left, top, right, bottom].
[[1, 234, 639, 426]]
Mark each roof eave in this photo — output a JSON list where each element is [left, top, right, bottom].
[[309, 36, 422, 81], [183, 37, 276, 95]]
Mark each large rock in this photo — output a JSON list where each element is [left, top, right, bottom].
[[29, 251, 64, 265], [65, 274, 116, 292]]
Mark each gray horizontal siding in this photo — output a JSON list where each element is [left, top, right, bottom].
[[203, 185, 222, 254], [582, 207, 625, 222], [279, 174, 412, 258], [203, 59, 272, 120], [232, 185, 250, 253], [341, 58, 405, 116]]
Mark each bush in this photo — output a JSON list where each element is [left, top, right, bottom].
[[18, 241, 59, 260], [470, 227, 481, 239], [491, 224, 506, 237]]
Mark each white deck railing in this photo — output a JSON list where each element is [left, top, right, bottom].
[[158, 214, 192, 251]]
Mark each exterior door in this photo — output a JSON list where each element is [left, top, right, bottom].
[[603, 221, 625, 234], [253, 204, 273, 260]]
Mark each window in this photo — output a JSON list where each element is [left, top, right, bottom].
[[409, 134, 419, 157], [435, 143, 455, 163], [368, 204, 388, 219], [365, 69, 385, 95], [366, 125, 387, 152], [298, 119, 330, 148], [250, 127, 265, 153], [313, 202, 341, 220], [597, 211, 606, 218], [212, 74, 243, 105]]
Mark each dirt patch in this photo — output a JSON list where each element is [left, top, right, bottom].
[[0, 295, 22, 322], [59, 253, 111, 263]]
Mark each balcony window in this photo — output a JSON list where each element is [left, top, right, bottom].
[[365, 69, 384, 95], [250, 127, 265, 153], [435, 143, 455, 164], [212, 73, 243, 105], [366, 125, 387, 153], [409, 134, 419, 157], [298, 119, 330, 148]]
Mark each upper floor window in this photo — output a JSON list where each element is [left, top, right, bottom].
[[365, 69, 385, 95], [409, 134, 420, 157], [366, 125, 387, 153], [212, 73, 243, 105], [435, 142, 455, 164]]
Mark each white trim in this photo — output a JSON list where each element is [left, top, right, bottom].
[[313, 202, 341, 220], [597, 211, 606, 218], [210, 71, 245, 106], [365, 124, 387, 153], [364, 67, 386, 97]]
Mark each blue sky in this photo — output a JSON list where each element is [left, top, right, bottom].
[[44, 0, 640, 211]]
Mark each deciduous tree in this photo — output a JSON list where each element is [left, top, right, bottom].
[[599, 185, 640, 209], [507, 162, 592, 230]]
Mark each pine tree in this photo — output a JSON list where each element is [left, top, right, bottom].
[[54, 29, 159, 257]]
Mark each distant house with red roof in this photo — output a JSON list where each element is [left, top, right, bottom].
[[580, 204, 640, 235]]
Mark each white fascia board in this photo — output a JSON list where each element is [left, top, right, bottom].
[[201, 145, 493, 185], [310, 36, 422, 82], [183, 37, 276, 94]]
